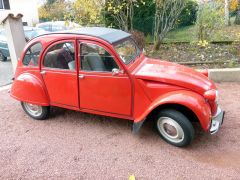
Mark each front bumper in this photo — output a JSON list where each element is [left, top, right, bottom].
[[209, 107, 225, 134]]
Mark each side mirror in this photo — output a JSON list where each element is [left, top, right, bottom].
[[112, 68, 124, 76]]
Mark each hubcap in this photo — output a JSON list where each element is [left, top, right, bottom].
[[157, 117, 184, 143], [23, 102, 42, 117]]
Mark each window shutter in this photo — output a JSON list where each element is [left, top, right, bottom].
[[3, 0, 10, 9]]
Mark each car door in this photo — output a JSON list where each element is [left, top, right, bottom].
[[41, 40, 79, 108], [78, 41, 132, 116]]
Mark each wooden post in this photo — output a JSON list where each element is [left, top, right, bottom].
[[1, 13, 26, 73]]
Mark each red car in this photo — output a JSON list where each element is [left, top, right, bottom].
[[10, 27, 224, 147]]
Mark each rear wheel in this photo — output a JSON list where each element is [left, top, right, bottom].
[[155, 109, 194, 147], [0, 51, 7, 62], [21, 102, 50, 120]]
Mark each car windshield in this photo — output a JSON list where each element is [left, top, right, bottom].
[[114, 38, 140, 65]]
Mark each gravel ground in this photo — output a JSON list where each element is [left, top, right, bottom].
[[0, 83, 239, 179]]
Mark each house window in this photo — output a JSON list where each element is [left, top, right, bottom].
[[0, 0, 10, 10]]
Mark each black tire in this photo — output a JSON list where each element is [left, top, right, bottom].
[[155, 109, 194, 147], [21, 102, 50, 120], [0, 51, 7, 62]]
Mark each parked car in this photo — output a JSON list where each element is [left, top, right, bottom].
[[36, 21, 80, 32], [0, 30, 9, 61], [24, 26, 48, 41], [0, 27, 48, 61], [10, 27, 224, 147]]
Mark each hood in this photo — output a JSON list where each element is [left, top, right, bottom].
[[135, 58, 216, 94]]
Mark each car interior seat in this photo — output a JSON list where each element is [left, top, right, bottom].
[[84, 53, 106, 71], [44, 48, 73, 69]]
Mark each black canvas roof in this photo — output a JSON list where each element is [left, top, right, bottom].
[[63, 27, 131, 44]]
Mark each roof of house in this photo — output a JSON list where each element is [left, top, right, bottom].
[[41, 27, 131, 44]]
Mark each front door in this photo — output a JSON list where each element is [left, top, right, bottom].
[[41, 40, 79, 108], [78, 41, 132, 116]]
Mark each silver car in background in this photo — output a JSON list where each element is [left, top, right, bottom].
[[36, 21, 80, 32]]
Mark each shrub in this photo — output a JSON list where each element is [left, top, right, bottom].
[[129, 30, 146, 49], [196, 2, 224, 41], [177, 0, 198, 27]]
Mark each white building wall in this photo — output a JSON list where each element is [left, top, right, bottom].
[[0, 0, 39, 26]]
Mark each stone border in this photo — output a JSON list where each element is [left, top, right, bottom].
[[209, 68, 240, 82]]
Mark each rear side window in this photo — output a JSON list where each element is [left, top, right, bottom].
[[43, 42, 75, 70], [22, 42, 42, 66]]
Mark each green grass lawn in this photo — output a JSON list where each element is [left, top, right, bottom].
[[162, 19, 240, 43], [163, 26, 196, 43]]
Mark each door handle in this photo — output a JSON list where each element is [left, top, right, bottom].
[[40, 71, 46, 75], [79, 74, 85, 79]]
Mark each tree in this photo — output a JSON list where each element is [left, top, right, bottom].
[[224, 0, 230, 25], [177, 0, 198, 27], [132, 0, 155, 34], [235, 0, 240, 24], [65, 0, 103, 25], [196, 2, 223, 41], [105, 0, 145, 31], [153, 0, 187, 50], [38, 0, 70, 21]]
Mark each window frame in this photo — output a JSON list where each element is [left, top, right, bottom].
[[79, 41, 121, 74], [22, 42, 43, 68], [42, 40, 76, 72]]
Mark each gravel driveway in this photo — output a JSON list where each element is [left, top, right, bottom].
[[0, 83, 239, 179]]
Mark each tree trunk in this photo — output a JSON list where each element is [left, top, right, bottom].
[[235, 0, 240, 25], [224, 0, 230, 25], [154, 39, 161, 50]]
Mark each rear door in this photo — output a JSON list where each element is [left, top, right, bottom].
[[41, 40, 79, 108]]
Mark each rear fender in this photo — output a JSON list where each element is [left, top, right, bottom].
[[10, 73, 49, 106], [134, 90, 211, 131]]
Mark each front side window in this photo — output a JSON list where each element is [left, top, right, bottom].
[[80, 43, 119, 72], [43, 42, 75, 70], [114, 38, 140, 65], [23, 42, 42, 66]]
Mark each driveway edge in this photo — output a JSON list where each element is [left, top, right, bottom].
[[209, 68, 240, 82]]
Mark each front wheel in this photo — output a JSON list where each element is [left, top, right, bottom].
[[21, 102, 50, 120], [155, 109, 194, 147]]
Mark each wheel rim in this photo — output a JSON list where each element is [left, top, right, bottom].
[[23, 102, 43, 117], [157, 117, 184, 143]]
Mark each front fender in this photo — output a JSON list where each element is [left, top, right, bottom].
[[10, 73, 49, 106], [134, 90, 211, 131]]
